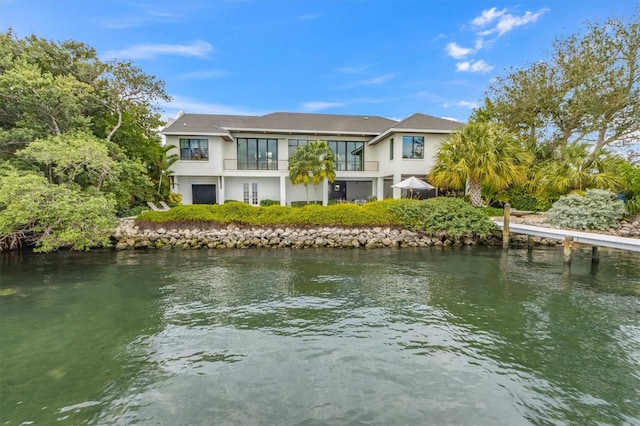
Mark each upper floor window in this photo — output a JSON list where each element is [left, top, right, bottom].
[[288, 139, 365, 171], [402, 136, 424, 159], [180, 138, 208, 160], [390, 138, 394, 160], [288, 139, 308, 156], [237, 138, 278, 170], [328, 141, 364, 171]]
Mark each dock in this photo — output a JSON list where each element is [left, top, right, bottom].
[[492, 219, 640, 253]]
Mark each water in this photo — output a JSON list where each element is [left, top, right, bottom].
[[1, 246, 639, 425]]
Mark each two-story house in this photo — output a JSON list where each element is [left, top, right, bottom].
[[162, 111, 463, 205]]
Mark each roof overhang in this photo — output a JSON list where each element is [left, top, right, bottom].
[[368, 128, 455, 145], [221, 127, 380, 137]]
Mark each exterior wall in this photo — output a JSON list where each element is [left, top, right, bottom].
[[224, 177, 281, 204], [166, 129, 450, 204], [166, 135, 225, 176], [174, 176, 219, 205]]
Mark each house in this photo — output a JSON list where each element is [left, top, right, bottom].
[[162, 111, 463, 205]]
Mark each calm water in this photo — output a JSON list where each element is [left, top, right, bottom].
[[1, 246, 639, 425]]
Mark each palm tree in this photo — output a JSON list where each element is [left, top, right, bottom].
[[534, 143, 623, 197], [288, 140, 337, 204], [429, 121, 532, 207]]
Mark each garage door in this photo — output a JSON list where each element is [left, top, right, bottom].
[[192, 184, 217, 204]]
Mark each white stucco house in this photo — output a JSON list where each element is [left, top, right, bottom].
[[162, 111, 463, 205]]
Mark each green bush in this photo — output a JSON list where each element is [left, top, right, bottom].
[[167, 192, 182, 206], [507, 185, 539, 211], [388, 197, 497, 236], [134, 198, 498, 235], [291, 200, 322, 208], [260, 199, 280, 207], [546, 189, 625, 230]]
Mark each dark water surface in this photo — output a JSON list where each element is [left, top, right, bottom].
[[1, 246, 639, 425]]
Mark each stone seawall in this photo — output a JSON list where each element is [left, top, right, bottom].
[[113, 220, 562, 250]]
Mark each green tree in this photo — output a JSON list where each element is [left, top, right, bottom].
[[288, 140, 337, 204], [534, 143, 623, 197], [0, 169, 117, 252], [429, 122, 532, 207], [485, 12, 640, 158]]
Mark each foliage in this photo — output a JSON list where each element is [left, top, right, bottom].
[[291, 200, 322, 208], [0, 31, 169, 250], [534, 143, 623, 197], [288, 140, 337, 203], [260, 199, 280, 207], [619, 162, 640, 216], [428, 121, 532, 207], [475, 206, 505, 218], [507, 185, 539, 212], [484, 12, 640, 158], [167, 192, 183, 206], [0, 170, 117, 252], [546, 189, 625, 230], [388, 197, 498, 236]]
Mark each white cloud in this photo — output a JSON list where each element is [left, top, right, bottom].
[[338, 65, 372, 74], [102, 40, 213, 60], [456, 60, 493, 73], [445, 42, 474, 59], [443, 100, 479, 109], [159, 95, 256, 117], [339, 73, 396, 89], [101, 8, 181, 29], [301, 101, 344, 111], [471, 7, 506, 26], [471, 7, 547, 37], [179, 69, 229, 80]]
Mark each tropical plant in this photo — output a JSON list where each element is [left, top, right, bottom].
[[429, 121, 532, 207], [534, 143, 623, 198], [546, 189, 625, 230], [288, 140, 337, 203]]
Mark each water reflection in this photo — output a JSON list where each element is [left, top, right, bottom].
[[1, 247, 639, 425]]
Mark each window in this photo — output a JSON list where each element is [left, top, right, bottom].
[[402, 136, 424, 159], [243, 182, 258, 205], [237, 138, 278, 170], [327, 140, 365, 171], [288, 139, 308, 156], [289, 139, 365, 171], [390, 138, 394, 160], [180, 138, 208, 160]]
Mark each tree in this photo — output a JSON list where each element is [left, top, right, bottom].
[[0, 169, 117, 252], [534, 143, 623, 197], [428, 122, 532, 207], [485, 12, 640, 157], [288, 140, 337, 203]]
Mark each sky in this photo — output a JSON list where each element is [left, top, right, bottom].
[[0, 0, 636, 123]]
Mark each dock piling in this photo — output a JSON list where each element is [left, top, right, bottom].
[[503, 203, 511, 249]]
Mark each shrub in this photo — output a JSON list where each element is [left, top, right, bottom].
[[260, 199, 280, 207], [546, 189, 625, 230], [388, 197, 497, 236], [291, 200, 322, 208], [167, 192, 183, 206], [507, 185, 538, 211]]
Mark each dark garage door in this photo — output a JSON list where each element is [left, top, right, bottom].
[[192, 184, 216, 204]]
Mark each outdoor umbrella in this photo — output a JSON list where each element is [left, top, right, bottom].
[[392, 176, 437, 198]]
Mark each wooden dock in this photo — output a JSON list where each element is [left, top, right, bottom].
[[492, 219, 640, 253]]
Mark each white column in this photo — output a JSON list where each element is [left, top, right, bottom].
[[280, 175, 287, 206], [393, 172, 402, 199], [218, 176, 225, 204], [322, 178, 329, 206], [376, 177, 384, 200]]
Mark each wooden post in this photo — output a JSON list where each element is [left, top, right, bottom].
[[563, 236, 573, 264], [591, 246, 600, 264], [503, 203, 511, 249], [527, 235, 534, 250]]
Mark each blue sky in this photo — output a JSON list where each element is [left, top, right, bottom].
[[0, 0, 634, 123]]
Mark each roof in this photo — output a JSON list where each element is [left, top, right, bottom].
[[162, 111, 463, 141]]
